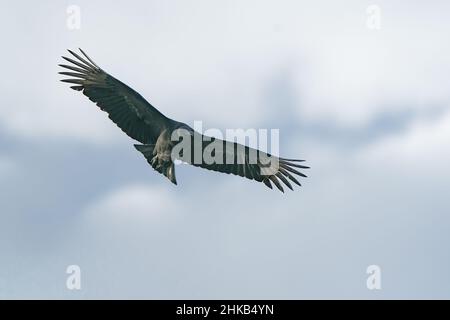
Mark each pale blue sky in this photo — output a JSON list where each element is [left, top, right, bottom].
[[1, 0, 450, 299]]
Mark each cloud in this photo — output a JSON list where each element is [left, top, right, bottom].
[[290, 1, 450, 127], [0, 156, 16, 179], [2, 0, 450, 299], [82, 183, 179, 228], [2, 1, 450, 143], [358, 109, 450, 174]]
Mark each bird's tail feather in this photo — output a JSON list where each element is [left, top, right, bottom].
[[134, 144, 177, 185]]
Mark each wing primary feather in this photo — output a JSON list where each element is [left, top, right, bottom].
[[278, 167, 301, 186], [68, 49, 98, 70], [61, 79, 84, 84], [280, 163, 307, 177], [58, 64, 89, 74], [62, 56, 93, 71], [281, 160, 310, 169], [78, 48, 100, 69], [280, 158, 305, 162], [288, 163, 310, 169], [263, 178, 273, 189], [58, 71, 88, 79], [269, 175, 284, 192], [276, 172, 293, 190]]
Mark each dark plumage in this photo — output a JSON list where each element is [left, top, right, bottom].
[[59, 49, 309, 192]]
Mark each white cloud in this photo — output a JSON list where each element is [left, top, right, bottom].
[[2, 0, 450, 142], [291, 1, 450, 127], [358, 109, 450, 174], [3, 0, 450, 300], [0, 96, 122, 144], [82, 184, 179, 227]]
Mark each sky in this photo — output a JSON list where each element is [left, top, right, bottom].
[[1, 0, 450, 299]]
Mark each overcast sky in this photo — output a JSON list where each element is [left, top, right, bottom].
[[1, 0, 450, 299]]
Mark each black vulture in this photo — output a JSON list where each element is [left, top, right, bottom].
[[59, 49, 308, 192]]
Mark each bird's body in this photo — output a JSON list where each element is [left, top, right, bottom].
[[59, 49, 308, 192]]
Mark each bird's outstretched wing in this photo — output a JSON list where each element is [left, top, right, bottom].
[[59, 49, 171, 144], [178, 132, 308, 192]]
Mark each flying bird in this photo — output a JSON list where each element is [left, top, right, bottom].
[[59, 49, 308, 192]]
